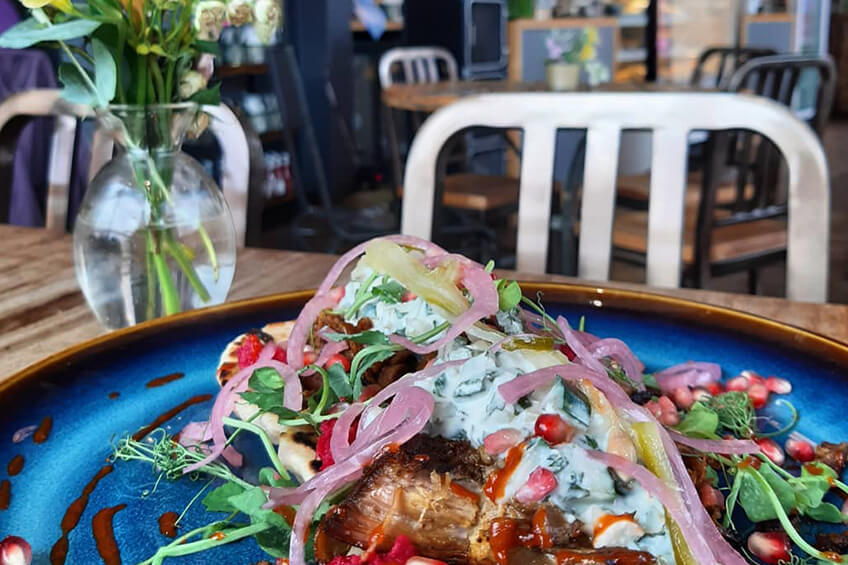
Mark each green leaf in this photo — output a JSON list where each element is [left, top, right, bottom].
[[350, 346, 397, 399], [739, 465, 795, 522], [92, 37, 116, 104], [561, 382, 591, 428], [193, 39, 222, 56], [250, 367, 284, 393], [258, 467, 294, 488], [202, 481, 245, 513], [803, 501, 846, 523], [323, 330, 390, 346], [188, 83, 221, 105], [673, 402, 719, 439], [255, 526, 291, 558], [496, 279, 522, 311], [58, 63, 97, 106], [227, 486, 288, 528], [642, 372, 660, 391], [0, 17, 101, 49], [326, 363, 353, 400], [372, 280, 405, 304]]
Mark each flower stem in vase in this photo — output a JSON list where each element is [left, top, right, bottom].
[[163, 231, 211, 303], [147, 229, 180, 315]]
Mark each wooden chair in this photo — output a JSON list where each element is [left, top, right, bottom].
[[401, 92, 829, 302], [378, 47, 521, 236], [0, 89, 250, 246]]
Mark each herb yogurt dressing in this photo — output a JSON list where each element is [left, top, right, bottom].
[[417, 340, 677, 564]]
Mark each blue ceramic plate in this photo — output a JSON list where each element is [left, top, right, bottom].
[[2, 284, 847, 564]]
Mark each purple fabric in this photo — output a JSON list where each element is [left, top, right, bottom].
[[0, 0, 20, 34]]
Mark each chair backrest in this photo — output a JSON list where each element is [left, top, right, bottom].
[[725, 54, 836, 135], [691, 47, 777, 89], [378, 46, 459, 88], [401, 93, 830, 302], [0, 89, 250, 246]]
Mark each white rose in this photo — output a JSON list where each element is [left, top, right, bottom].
[[179, 70, 208, 100], [227, 0, 254, 26], [253, 0, 281, 44], [193, 0, 228, 41]]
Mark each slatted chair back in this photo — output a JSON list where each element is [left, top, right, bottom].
[[690, 46, 777, 89], [0, 90, 250, 246], [401, 92, 830, 302], [378, 46, 459, 88]]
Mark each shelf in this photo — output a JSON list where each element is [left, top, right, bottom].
[[618, 13, 647, 28], [351, 20, 404, 32], [216, 63, 269, 78], [259, 129, 284, 144]]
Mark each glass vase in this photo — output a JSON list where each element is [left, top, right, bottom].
[[73, 103, 237, 330]]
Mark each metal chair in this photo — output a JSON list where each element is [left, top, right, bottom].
[[378, 46, 458, 87], [690, 46, 777, 89], [401, 92, 830, 302], [0, 89, 251, 246]]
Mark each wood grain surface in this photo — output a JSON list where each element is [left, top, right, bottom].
[[1, 225, 845, 381]]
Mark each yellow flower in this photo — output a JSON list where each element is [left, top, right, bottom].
[[20, 0, 72, 13], [579, 43, 596, 63], [585, 26, 599, 46]]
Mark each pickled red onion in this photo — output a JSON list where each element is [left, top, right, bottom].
[[555, 317, 607, 376], [655, 362, 721, 394], [587, 338, 645, 389], [301, 339, 348, 377], [667, 429, 760, 455]]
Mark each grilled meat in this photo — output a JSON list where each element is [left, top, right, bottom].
[[815, 442, 848, 475], [315, 435, 657, 565]]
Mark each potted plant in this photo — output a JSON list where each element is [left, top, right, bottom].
[[545, 26, 610, 91], [0, 0, 281, 329]]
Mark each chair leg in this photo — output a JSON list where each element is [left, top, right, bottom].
[[747, 269, 759, 295]]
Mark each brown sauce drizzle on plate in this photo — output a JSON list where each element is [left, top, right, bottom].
[[0, 479, 9, 510], [131, 394, 213, 441], [49, 464, 114, 565], [158, 511, 179, 538], [92, 504, 127, 565], [145, 372, 185, 389], [33, 415, 52, 444], [7, 455, 23, 476], [108, 392, 120, 399]]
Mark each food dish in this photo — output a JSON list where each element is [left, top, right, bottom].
[[2, 236, 848, 564]]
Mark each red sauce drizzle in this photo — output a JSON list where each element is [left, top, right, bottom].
[[449, 481, 480, 504], [92, 504, 127, 565], [593, 513, 636, 545], [0, 479, 9, 510], [7, 455, 24, 476], [530, 507, 552, 549], [49, 464, 114, 565], [131, 394, 213, 441], [145, 372, 185, 388], [273, 505, 296, 527], [158, 511, 179, 538], [484, 443, 525, 502], [108, 392, 120, 400], [805, 463, 824, 475], [488, 517, 518, 565], [33, 416, 52, 444]]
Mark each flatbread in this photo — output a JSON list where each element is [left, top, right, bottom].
[[216, 321, 321, 481]]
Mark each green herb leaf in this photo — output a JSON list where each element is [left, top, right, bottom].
[[372, 280, 405, 304], [193, 39, 222, 56], [227, 486, 288, 529], [673, 402, 719, 439], [484, 260, 495, 273], [249, 367, 284, 392], [258, 467, 294, 488], [202, 481, 245, 513], [326, 362, 353, 399], [642, 373, 660, 391], [188, 83, 221, 105], [0, 17, 101, 49], [323, 330, 390, 346], [803, 501, 846, 523], [561, 382, 591, 428], [738, 464, 795, 522], [496, 279, 523, 311]]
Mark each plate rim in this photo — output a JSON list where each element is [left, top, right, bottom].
[[2, 282, 846, 399]]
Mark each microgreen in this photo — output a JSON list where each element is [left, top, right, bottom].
[[323, 330, 390, 346], [495, 279, 522, 311], [673, 402, 720, 439], [708, 391, 755, 437]]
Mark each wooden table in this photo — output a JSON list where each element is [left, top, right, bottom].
[[2, 224, 846, 382]]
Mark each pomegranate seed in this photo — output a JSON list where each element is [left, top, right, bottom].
[[514, 467, 558, 504], [272, 346, 287, 364], [237, 333, 264, 369], [534, 414, 575, 445], [692, 388, 712, 403], [785, 436, 816, 463], [324, 353, 351, 372], [741, 370, 765, 386], [705, 381, 724, 396], [672, 387, 694, 410], [748, 383, 769, 409], [0, 536, 32, 565], [756, 438, 786, 466], [302, 350, 317, 366], [725, 376, 750, 392], [645, 400, 663, 420], [747, 531, 791, 565], [401, 290, 417, 302], [698, 483, 725, 509], [765, 377, 792, 395], [657, 396, 680, 426], [328, 286, 345, 304], [484, 429, 525, 456], [558, 344, 577, 361]]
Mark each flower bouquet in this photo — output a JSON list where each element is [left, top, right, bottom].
[[545, 26, 610, 90], [0, 0, 281, 329]]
